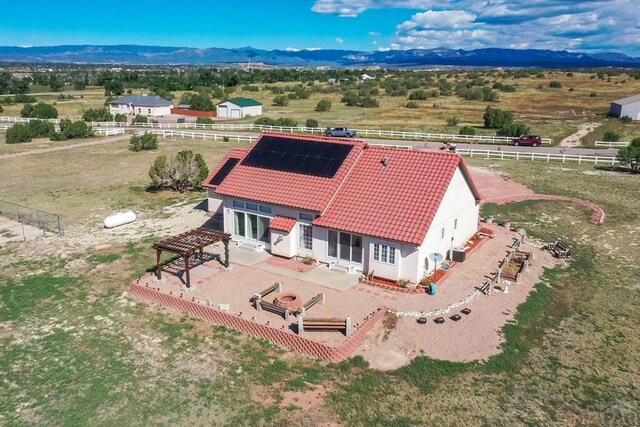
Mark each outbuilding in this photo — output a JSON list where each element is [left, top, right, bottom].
[[610, 94, 640, 120], [107, 95, 173, 117], [202, 133, 483, 284], [216, 98, 262, 118]]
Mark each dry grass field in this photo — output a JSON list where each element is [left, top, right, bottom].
[[0, 130, 638, 425]]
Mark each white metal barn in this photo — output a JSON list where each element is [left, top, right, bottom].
[[610, 94, 640, 121], [107, 95, 173, 117], [216, 98, 262, 118]]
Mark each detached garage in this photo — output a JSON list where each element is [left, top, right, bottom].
[[610, 94, 640, 121], [216, 98, 262, 119]]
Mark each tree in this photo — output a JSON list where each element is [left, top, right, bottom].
[[26, 120, 55, 138], [148, 150, 209, 192], [5, 123, 32, 144], [129, 132, 158, 151], [189, 92, 215, 111], [408, 90, 428, 100], [114, 113, 127, 123], [49, 74, 64, 91], [83, 108, 113, 122], [315, 99, 332, 112], [603, 131, 620, 142], [549, 81, 562, 88], [273, 95, 289, 106], [459, 126, 476, 135], [104, 80, 124, 96], [59, 120, 93, 139], [498, 122, 531, 137], [617, 138, 640, 173], [483, 106, 513, 129], [32, 103, 58, 119], [20, 104, 34, 118], [305, 118, 318, 128], [359, 96, 379, 108], [0, 104, 3, 113], [132, 115, 149, 124]]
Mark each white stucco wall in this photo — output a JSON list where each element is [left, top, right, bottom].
[[416, 166, 480, 281], [207, 190, 224, 216], [242, 105, 262, 117], [109, 104, 171, 117], [109, 104, 132, 115]]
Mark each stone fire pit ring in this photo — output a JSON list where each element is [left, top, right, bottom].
[[273, 292, 303, 312]]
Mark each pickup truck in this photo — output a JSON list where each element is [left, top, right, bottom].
[[325, 127, 356, 138], [509, 135, 542, 147]]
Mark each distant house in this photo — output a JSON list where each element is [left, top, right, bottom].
[[610, 94, 640, 120], [358, 74, 374, 82], [216, 98, 262, 118], [107, 95, 173, 117], [202, 133, 482, 283]]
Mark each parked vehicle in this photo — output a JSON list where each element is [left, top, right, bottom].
[[325, 127, 356, 138], [509, 134, 542, 147]]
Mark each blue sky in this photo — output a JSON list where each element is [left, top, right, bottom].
[[1, 0, 639, 55]]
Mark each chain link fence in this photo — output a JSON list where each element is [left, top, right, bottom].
[[0, 200, 64, 236]]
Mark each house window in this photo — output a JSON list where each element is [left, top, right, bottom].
[[259, 205, 272, 214], [299, 212, 314, 221], [148, 108, 151, 114], [441, 227, 445, 239], [454, 218, 458, 230], [373, 243, 396, 265], [245, 202, 258, 211], [232, 200, 245, 209], [299, 224, 313, 250]]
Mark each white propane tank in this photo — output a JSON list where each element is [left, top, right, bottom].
[[104, 211, 137, 229]]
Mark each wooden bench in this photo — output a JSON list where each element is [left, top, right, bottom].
[[251, 282, 282, 302], [255, 299, 291, 320], [544, 238, 573, 259], [299, 293, 325, 317], [298, 316, 351, 336]]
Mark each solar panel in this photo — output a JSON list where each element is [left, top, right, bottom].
[[241, 135, 353, 178], [209, 158, 240, 186]]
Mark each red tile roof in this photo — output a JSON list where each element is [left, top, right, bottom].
[[202, 148, 247, 190], [213, 133, 366, 212], [313, 148, 482, 246], [269, 216, 297, 232]]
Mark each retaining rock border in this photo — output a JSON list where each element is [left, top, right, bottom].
[[486, 193, 605, 224]]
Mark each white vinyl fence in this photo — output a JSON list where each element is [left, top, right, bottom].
[[595, 140, 630, 148], [95, 128, 125, 136], [458, 148, 619, 165]]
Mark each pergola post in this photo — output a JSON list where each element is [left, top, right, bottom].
[[184, 253, 191, 288], [156, 249, 162, 280], [224, 239, 230, 268]]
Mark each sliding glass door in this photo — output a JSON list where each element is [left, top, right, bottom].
[[234, 211, 270, 243], [328, 231, 362, 264]]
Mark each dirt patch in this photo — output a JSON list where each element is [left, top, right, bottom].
[[560, 122, 599, 147], [381, 313, 398, 342], [280, 384, 329, 411], [0, 321, 14, 340]]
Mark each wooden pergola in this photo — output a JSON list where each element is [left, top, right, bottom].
[[152, 227, 231, 288]]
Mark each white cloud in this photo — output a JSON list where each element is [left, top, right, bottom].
[[311, 0, 640, 55], [335, 37, 344, 43], [285, 47, 300, 51], [368, 31, 381, 36]]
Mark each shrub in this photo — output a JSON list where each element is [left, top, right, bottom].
[[341, 91, 360, 106], [59, 120, 93, 139], [255, 117, 276, 126], [359, 96, 379, 108], [305, 118, 318, 128], [148, 150, 209, 192], [602, 131, 620, 142], [549, 81, 562, 88], [222, 136, 230, 142], [27, 120, 55, 138], [196, 117, 215, 125], [590, 92, 597, 97], [30, 103, 58, 119], [315, 99, 332, 112], [408, 90, 428, 100], [114, 113, 127, 123], [273, 95, 289, 106], [459, 126, 476, 135], [406, 101, 419, 109], [0, 104, 3, 113], [566, 72, 574, 77], [83, 108, 113, 122], [132, 115, 148, 124], [483, 106, 513, 129], [274, 118, 298, 127], [568, 87, 574, 92], [189, 92, 215, 111], [129, 132, 158, 151], [5, 123, 32, 144], [621, 116, 632, 123], [616, 138, 640, 173], [14, 94, 37, 103], [498, 123, 531, 137], [447, 117, 460, 126]]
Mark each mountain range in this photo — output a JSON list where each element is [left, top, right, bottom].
[[0, 45, 639, 68]]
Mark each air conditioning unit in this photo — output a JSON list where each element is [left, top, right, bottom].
[[450, 246, 467, 262]]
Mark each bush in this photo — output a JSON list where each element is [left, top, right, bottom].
[[315, 99, 332, 112], [483, 106, 513, 129], [5, 123, 32, 144], [0, 104, 3, 113], [129, 132, 158, 151], [616, 138, 640, 173], [273, 95, 289, 106], [189, 92, 215, 111], [305, 118, 318, 128], [459, 126, 476, 135], [621, 116, 632, 123], [14, 94, 37, 103], [255, 117, 276, 126], [114, 113, 127, 123], [132, 115, 148, 124], [27, 120, 55, 138], [603, 131, 620, 142], [498, 123, 531, 137], [590, 92, 597, 97], [447, 117, 460, 126], [196, 117, 215, 124], [549, 81, 562, 88], [83, 108, 113, 122], [29, 103, 58, 119], [148, 150, 209, 192], [406, 101, 419, 109], [359, 96, 379, 108], [59, 120, 93, 139], [408, 90, 428, 100], [274, 118, 298, 127]]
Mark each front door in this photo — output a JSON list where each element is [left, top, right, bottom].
[[328, 231, 362, 264]]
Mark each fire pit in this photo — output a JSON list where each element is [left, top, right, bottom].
[[273, 292, 303, 312]]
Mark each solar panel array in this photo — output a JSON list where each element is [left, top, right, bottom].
[[209, 158, 240, 186], [241, 135, 353, 178]]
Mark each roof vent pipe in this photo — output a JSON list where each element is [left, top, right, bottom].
[[381, 156, 389, 169]]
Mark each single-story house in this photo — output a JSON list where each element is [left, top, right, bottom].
[[610, 94, 640, 120], [216, 98, 262, 118], [203, 133, 482, 284], [107, 95, 173, 117]]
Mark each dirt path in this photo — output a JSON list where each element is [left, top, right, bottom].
[[560, 122, 600, 147], [0, 134, 129, 159]]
